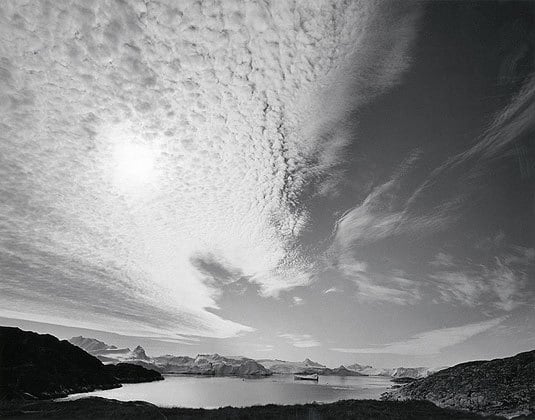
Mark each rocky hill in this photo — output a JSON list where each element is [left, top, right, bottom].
[[384, 349, 535, 418], [390, 366, 441, 379], [104, 363, 163, 383], [0, 327, 162, 400]]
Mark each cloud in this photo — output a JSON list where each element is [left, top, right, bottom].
[[279, 333, 321, 348], [430, 252, 455, 268], [329, 68, 535, 311], [488, 259, 524, 311], [337, 253, 421, 305], [403, 73, 535, 213], [503, 246, 535, 266], [331, 316, 506, 355], [253, 344, 275, 353], [431, 272, 488, 307], [430, 255, 529, 312], [323, 287, 342, 294], [459, 74, 535, 164], [292, 296, 304, 305], [0, 1, 421, 338], [332, 67, 535, 256], [332, 150, 453, 251]]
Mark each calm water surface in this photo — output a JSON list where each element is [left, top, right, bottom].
[[64, 375, 393, 408]]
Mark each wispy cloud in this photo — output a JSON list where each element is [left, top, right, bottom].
[[503, 246, 535, 266], [323, 287, 342, 294], [431, 272, 488, 307], [403, 74, 535, 214], [430, 252, 455, 268], [430, 255, 529, 312], [338, 255, 421, 305], [328, 66, 535, 315], [292, 296, 304, 306], [459, 74, 535, 164], [333, 69, 535, 257], [279, 333, 321, 348], [243, 343, 275, 353], [332, 317, 506, 355], [332, 150, 453, 251]]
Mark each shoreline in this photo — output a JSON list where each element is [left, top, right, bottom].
[[56, 373, 394, 409]]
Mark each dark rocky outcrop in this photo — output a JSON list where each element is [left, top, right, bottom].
[[391, 377, 418, 384], [0, 327, 120, 399], [103, 363, 163, 383], [390, 367, 437, 379], [0, 327, 163, 400], [384, 350, 535, 418]]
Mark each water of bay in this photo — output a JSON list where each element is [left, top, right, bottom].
[[64, 374, 393, 408]]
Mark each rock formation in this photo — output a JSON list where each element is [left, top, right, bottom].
[[0, 327, 162, 400], [384, 349, 535, 418]]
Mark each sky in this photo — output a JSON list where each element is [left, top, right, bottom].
[[1, 1, 534, 368]]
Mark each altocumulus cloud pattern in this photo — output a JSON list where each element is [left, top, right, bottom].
[[0, 1, 420, 339]]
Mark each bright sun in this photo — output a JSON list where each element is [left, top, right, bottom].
[[113, 142, 156, 189]]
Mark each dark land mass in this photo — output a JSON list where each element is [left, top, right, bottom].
[[103, 363, 162, 384], [384, 349, 535, 418], [391, 377, 418, 384], [0, 397, 511, 419], [0, 327, 162, 400]]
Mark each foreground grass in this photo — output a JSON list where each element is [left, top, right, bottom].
[[0, 397, 509, 420]]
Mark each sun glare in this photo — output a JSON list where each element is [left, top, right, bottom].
[[113, 142, 156, 189]]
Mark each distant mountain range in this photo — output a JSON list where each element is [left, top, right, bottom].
[[70, 336, 443, 379], [0, 327, 162, 400], [257, 358, 328, 374], [384, 349, 535, 418], [69, 336, 149, 363], [70, 337, 270, 376], [257, 358, 365, 376]]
